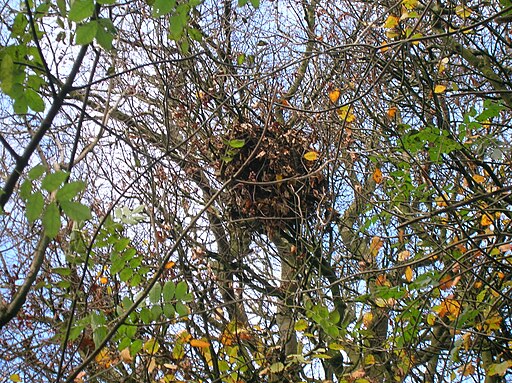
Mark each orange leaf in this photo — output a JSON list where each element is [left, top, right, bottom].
[[99, 276, 108, 284], [190, 339, 211, 348], [95, 348, 113, 368], [387, 106, 398, 118], [473, 174, 485, 183], [164, 261, 176, 269], [329, 88, 341, 103], [373, 168, 383, 184], [481, 214, 493, 226]]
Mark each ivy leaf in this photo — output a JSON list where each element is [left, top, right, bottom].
[[60, 201, 92, 221], [26, 191, 44, 222], [68, 0, 94, 22], [42, 202, 61, 238], [76, 20, 98, 45]]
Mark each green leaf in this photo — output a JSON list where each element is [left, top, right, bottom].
[[130, 339, 143, 355], [13, 94, 28, 115], [169, 7, 188, 40], [56, 181, 86, 201], [140, 307, 153, 324], [163, 281, 175, 301], [269, 362, 285, 373], [110, 255, 125, 275], [188, 27, 202, 42], [175, 301, 189, 317], [227, 139, 245, 148], [75, 20, 98, 45], [249, 0, 260, 7], [68, 0, 94, 22], [119, 267, 133, 282], [28, 164, 46, 180], [153, 0, 176, 16], [175, 281, 188, 300], [56, 0, 66, 16], [53, 267, 72, 276], [97, 0, 116, 4], [26, 191, 44, 222], [60, 201, 92, 221], [19, 180, 32, 200], [42, 202, 61, 238], [41, 171, 68, 192], [93, 326, 107, 347], [163, 303, 175, 318], [238, 0, 248, 6], [0, 54, 14, 93], [25, 89, 45, 112], [151, 305, 162, 319], [149, 283, 162, 304], [96, 18, 116, 50]]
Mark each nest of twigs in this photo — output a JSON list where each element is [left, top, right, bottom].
[[212, 122, 327, 226]]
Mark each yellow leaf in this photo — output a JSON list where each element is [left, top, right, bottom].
[[383, 15, 400, 29], [398, 250, 411, 261], [483, 315, 502, 333], [427, 313, 436, 325], [143, 338, 160, 355], [363, 312, 373, 328], [434, 84, 447, 94], [387, 106, 398, 118], [120, 347, 133, 363], [441, 298, 461, 320], [402, 0, 418, 10], [405, 266, 413, 282], [294, 319, 308, 331], [473, 174, 485, 183], [304, 151, 319, 161], [190, 339, 211, 348], [386, 29, 401, 39], [329, 88, 341, 103], [95, 348, 113, 368], [373, 168, 383, 184], [337, 105, 356, 122], [481, 214, 493, 226], [365, 354, 376, 365], [455, 5, 472, 18], [435, 195, 448, 207], [10, 374, 22, 383], [375, 298, 387, 308], [369, 236, 383, 257]]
